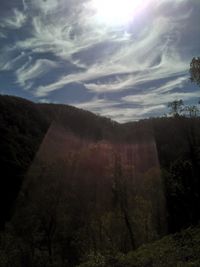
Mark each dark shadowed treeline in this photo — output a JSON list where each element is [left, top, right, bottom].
[[125, 116, 200, 232], [0, 95, 121, 230], [2, 122, 165, 266], [0, 95, 200, 266], [0, 96, 49, 229]]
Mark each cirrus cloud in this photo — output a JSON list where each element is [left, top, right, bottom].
[[0, 0, 199, 121]]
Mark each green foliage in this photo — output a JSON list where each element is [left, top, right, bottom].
[[78, 252, 106, 267], [124, 225, 200, 267], [77, 225, 200, 267]]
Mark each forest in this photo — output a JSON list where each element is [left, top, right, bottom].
[[0, 82, 200, 266]]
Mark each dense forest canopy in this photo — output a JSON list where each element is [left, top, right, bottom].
[[0, 94, 200, 266]]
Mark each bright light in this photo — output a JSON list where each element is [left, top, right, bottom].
[[91, 0, 148, 26]]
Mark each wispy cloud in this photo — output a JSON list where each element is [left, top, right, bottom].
[[121, 76, 197, 105], [0, 32, 6, 38], [73, 75, 197, 122], [32, 2, 192, 96], [16, 58, 59, 90], [0, 52, 26, 71], [74, 98, 120, 111], [0, 0, 199, 121], [85, 104, 167, 122], [0, 9, 27, 29]]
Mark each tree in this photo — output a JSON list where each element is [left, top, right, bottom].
[[112, 152, 135, 250], [167, 100, 184, 117], [183, 105, 199, 117], [190, 57, 200, 86]]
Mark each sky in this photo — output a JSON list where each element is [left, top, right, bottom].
[[0, 0, 200, 122]]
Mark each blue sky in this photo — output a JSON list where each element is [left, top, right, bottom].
[[0, 0, 200, 122]]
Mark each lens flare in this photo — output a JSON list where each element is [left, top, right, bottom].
[[91, 0, 149, 26]]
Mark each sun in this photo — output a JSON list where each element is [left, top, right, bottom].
[[91, 0, 148, 26]]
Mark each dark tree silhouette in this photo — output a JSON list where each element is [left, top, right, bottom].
[[183, 105, 199, 117], [190, 57, 200, 86], [167, 100, 184, 117]]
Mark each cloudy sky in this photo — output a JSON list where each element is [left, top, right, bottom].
[[0, 0, 200, 122]]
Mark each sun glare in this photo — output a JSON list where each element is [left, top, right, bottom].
[[91, 0, 148, 26]]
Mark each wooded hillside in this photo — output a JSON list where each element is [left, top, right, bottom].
[[0, 95, 200, 266]]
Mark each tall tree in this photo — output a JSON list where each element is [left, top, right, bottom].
[[112, 152, 135, 250], [168, 100, 184, 117]]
